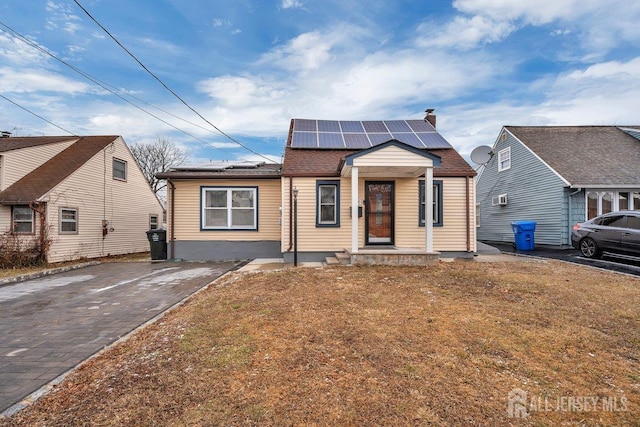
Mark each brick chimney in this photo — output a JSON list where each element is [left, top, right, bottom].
[[424, 108, 436, 128]]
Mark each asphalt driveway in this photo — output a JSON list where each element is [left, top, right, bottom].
[[0, 260, 239, 415]]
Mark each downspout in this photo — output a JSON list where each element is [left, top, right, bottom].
[[287, 176, 293, 252], [466, 176, 471, 252], [568, 188, 582, 246], [168, 179, 176, 259]]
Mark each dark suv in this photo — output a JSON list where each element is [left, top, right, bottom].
[[571, 211, 640, 259]]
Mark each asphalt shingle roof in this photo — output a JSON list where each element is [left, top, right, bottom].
[[0, 136, 118, 204], [506, 126, 640, 186], [157, 163, 282, 179]]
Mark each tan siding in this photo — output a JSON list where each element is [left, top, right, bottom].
[[281, 177, 358, 252], [171, 179, 281, 241], [393, 177, 473, 252], [1, 141, 75, 190], [352, 145, 434, 167], [46, 137, 164, 262]]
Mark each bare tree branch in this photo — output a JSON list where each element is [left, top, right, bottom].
[[130, 137, 186, 194]]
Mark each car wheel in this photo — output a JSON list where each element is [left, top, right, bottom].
[[579, 237, 601, 259]]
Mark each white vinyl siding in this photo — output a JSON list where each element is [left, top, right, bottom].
[[201, 187, 257, 230]]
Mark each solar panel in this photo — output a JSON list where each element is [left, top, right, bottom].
[[343, 133, 371, 148], [318, 132, 345, 148], [318, 120, 341, 132], [292, 131, 317, 148], [406, 120, 435, 132], [294, 119, 317, 132], [392, 133, 425, 148], [290, 118, 453, 150], [340, 121, 365, 133], [363, 121, 387, 133], [385, 120, 412, 132], [416, 132, 451, 148], [368, 133, 394, 146]]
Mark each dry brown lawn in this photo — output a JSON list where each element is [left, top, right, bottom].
[[1, 259, 639, 426]]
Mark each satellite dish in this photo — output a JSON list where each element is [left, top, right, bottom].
[[470, 145, 494, 164]]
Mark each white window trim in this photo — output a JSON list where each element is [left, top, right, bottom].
[[201, 187, 258, 230], [149, 214, 159, 230], [113, 158, 127, 181], [59, 207, 79, 235], [13, 206, 34, 234], [317, 183, 339, 226], [498, 147, 511, 172]]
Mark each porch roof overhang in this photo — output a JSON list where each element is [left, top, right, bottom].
[[339, 139, 440, 177]]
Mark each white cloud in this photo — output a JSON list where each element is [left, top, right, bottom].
[[0, 67, 89, 94], [280, 0, 304, 9], [0, 33, 50, 67], [419, 15, 515, 50]]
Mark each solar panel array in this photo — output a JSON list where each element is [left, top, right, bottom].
[[290, 119, 452, 150]]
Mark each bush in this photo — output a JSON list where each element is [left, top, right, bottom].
[[0, 232, 48, 268]]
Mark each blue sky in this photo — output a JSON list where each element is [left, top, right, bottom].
[[1, 0, 639, 165]]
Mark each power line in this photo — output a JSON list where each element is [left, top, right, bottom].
[[0, 22, 242, 160], [72, 0, 275, 164], [0, 93, 79, 137]]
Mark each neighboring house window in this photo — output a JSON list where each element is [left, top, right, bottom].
[[59, 208, 78, 234], [149, 215, 159, 230], [475, 204, 481, 228], [316, 180, 340, 227], [587, 191, 598, 219], [12, 206, 34, 234], [113, 158, 127, 181], [201, 187, 257, 230], [419, 180, 443, 227], [619, 192, 629, 210], [498, 147, 511, 172]]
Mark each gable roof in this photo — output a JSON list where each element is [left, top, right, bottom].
[[0, 136, 119, 204], [0, 136, 77, 153], [283, 119, 475, 178], [506, 126, 640, 187]]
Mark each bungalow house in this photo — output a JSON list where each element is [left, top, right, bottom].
[[0, 134, 165, 263], [158, 112, 477, 264], [476, 126, 640, 247]]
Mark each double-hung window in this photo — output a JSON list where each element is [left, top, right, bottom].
[[59, 208, 78, 234], [419, 180, 443, 227], [149, 215, 159, 230], [316, 180, 340, 227], [113, 158, 127, 180], [13, 206, 34, 234], [201, 187, 257, 230], [498, 147, 511, 172]]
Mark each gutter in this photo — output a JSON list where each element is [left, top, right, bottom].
[[466, 176, 471, 252], [287, 177, 293, 252], [168, 179, 176, 259]]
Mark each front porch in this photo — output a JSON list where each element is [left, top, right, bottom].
[[325, 247, 440, 266]]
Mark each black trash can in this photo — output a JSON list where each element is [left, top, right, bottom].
[[146, 229, 167, 260]]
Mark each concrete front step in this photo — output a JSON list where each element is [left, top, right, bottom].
[[335, 252, 351, 265], [325, 256, 341, 265]]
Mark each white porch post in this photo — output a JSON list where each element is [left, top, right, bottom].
[[351, 166, 359, 253], [425, 167, 434, 252]]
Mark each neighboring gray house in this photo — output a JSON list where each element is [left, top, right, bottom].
[[476, 126, 640, 246]]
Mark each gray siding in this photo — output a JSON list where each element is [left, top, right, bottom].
[[476, 130, 568, 246], [173, 240, 282, 261]]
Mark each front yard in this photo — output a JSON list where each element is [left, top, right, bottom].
[[2, 260, 638, 426]]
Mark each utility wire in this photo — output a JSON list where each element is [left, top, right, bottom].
[[0, 93, 79, 137], [72, 0, 275, 164], [0, 22, 242, 160]]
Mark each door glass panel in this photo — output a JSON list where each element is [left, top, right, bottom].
[[587, 192, 598, 219], [366, 183, 393, 243], [601, 193, 613, 214]]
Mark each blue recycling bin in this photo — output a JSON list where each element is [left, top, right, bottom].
[[511, 220, 536, 251]]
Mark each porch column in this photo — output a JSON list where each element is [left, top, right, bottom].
[[351, 166, 359, 253], [425, 167, 434, 252]]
